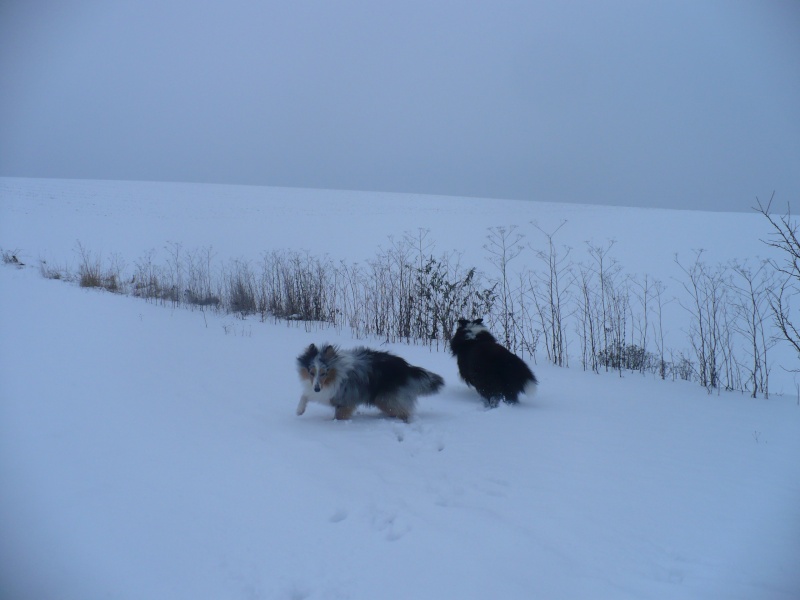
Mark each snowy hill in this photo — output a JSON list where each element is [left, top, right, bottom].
[[1, 178, 799, 599]]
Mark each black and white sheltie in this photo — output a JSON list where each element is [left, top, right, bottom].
[[296, 343, 445, 422], [450, 318, 538, 407]]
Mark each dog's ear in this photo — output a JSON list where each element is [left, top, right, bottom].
[[298, 343, 317, 366], [475, 317, 484, 325], [321, 344, 337, 360], [458, 318, 469, 327]]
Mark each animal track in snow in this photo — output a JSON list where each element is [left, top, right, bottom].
[[328, 508, 348, 523], [474, 477, 511, 498], [391, 421, 446, 454], [370, 508, 411, 541]]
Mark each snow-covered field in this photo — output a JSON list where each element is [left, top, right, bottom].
[[1, 178, 799, 599]]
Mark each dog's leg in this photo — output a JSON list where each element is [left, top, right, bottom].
[[484, 394, 502, 409], [374, 397, 412, 423], [296, 395, 309, 415], [334, 405, 355, 420], [393, 408, 411, 423]]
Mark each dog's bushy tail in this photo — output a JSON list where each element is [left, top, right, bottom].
[[408, 367, 445, 396], [523, 377, 538, 399]]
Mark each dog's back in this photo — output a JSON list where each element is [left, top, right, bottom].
[[339, 348, 445, 421], [359, 348, 444, 397]]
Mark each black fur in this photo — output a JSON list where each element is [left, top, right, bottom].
[[449, 318, 538, 407]]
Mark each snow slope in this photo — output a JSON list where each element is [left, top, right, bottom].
[[0, 176, 773, 277], [1, 178, 800, 599]]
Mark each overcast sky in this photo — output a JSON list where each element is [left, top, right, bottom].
[[1, 0, 798, 211]]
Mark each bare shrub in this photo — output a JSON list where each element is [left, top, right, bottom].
[[133, 250, 175, 303], [74, 242, 124, 292], [756, 195, 800, 371], [257, 250, 335, 322], [415, 252, 495, 349], [529, 223, 573, 367], [675, 251, 730, 391], [484, 225, 524, 349], [184, 246, 220, 309], [39, 258, 69, 280], [224, 259, 258, 317], [1, 248, 24, 267]]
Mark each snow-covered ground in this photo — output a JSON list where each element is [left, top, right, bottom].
[[0, 177, 772, 275], [1, 178, 799, 599]]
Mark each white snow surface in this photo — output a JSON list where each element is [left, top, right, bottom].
[[1, 178, 800, 599]]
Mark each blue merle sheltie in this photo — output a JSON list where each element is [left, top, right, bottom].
[[450, 318, 538, 407], [296, 343, 445, 422]]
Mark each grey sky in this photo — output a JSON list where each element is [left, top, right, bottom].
[[1, 0, 798, 212]]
